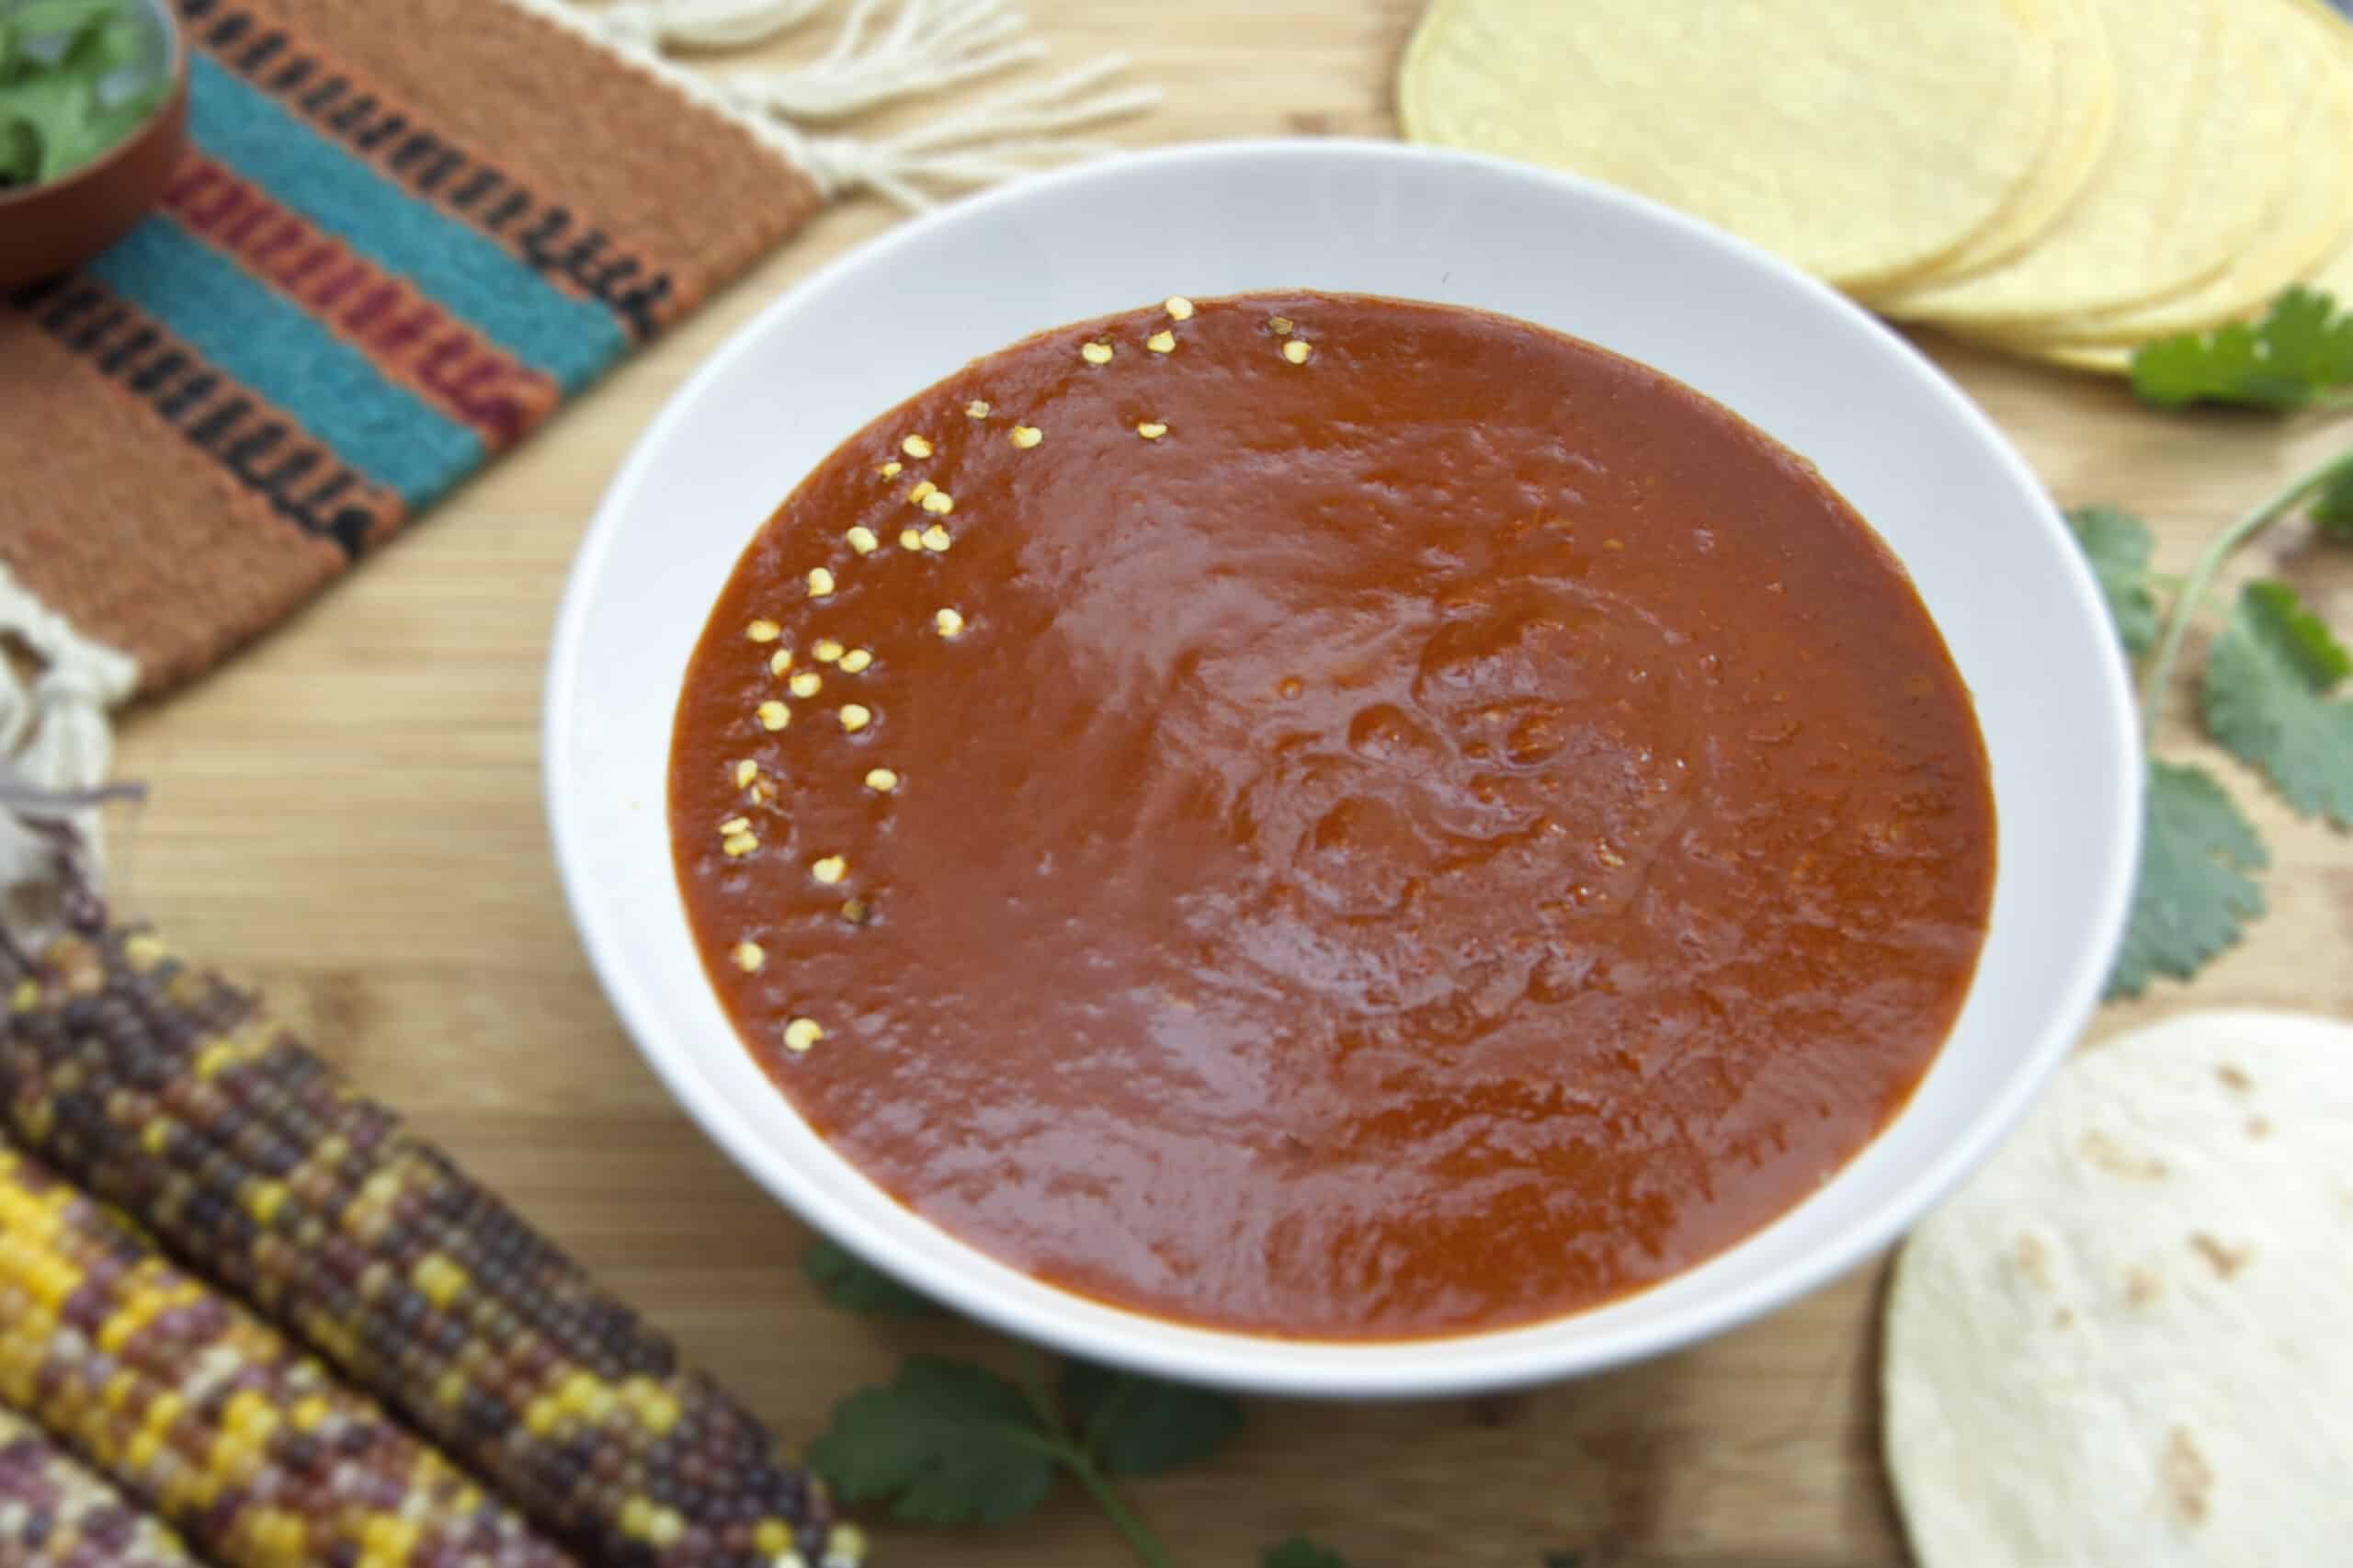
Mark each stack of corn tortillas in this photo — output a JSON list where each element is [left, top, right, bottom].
[[1397, 0, 2353, 372], [1883, 1013, 2352, 1565]]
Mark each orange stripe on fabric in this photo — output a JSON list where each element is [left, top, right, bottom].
[[161, 152, 562, 449], [0, 303, 362, 697], [175, 0, 746, 336]]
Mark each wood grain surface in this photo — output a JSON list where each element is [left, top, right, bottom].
[[104, 4, 2353, 1563]]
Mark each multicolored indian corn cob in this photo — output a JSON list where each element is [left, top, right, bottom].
[[0, 1144, 572, 1568], [0, 928, 859, 1568], [0, 1403, 199, 1568]]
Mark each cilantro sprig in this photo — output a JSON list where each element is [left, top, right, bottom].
[[799, 1238, 1574, 1566], [2077, 290, 2353, 992], [2129, 287, 2353, 411], [801, 1240, 1246, 1567], [0, 0, 166, 191]]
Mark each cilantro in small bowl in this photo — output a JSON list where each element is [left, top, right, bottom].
[[0, 0, 184, 286], [0, 0, 173, 191]]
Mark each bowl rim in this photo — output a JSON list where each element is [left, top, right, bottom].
[[545, 135, 2143, 1397], [0, 0, 188, 211]]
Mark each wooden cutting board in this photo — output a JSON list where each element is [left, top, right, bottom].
[[108, 3, 2353, 1562]]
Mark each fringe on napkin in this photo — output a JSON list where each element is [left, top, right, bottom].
[[517, 0, 1162, 207]]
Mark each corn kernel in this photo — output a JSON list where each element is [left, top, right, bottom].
[[412, 1254, 469, 1309], [244, 1181, 287, 1225]]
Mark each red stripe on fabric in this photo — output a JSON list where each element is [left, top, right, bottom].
[[6, 273, 407, 559], [160, 152, 562, 448]]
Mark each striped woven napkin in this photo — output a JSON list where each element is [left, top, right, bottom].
[[0, 0, 1153, 900]]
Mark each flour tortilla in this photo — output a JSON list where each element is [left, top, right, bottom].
[[1396, 0, 2063, 290], [1868, 0, 2117, 291], [1885, 1011, 2353, 1567], [1878, 0, 2300, 325]]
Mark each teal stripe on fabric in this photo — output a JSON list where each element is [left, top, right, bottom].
[[87, 216, 483, 507], [187, 51, 626, 392]]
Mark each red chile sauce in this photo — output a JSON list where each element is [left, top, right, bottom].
[[668, 292, 1995, 1339]]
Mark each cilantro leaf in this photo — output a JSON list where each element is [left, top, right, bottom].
[[2201, 580, 2353, 823], [11, 1, 123, 42], [808, 1357, 1060, 1526], [801, 1236, 936, 1316], [0, 72, 94, 181], [2108, 760, 2268, 998], [0, 116, 32, 185], [2311, 463, 2353, 540], [2065, 505, 2161, 654], [63, 14, 142, 74], [2130, 287, 2353, 411], [1061, 1358, 1245, 1476], [1264, 1539, 1352, 1568], [0, 0, 160, 188]]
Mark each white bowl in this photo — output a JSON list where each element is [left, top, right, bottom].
[[544, 139, 2140, 1398]]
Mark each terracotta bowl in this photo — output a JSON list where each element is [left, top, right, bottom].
[[0, 0, 189, 290]]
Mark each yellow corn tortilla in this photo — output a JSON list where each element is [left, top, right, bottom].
[[1863, 0, 2118, 292], [1878, 0, 2298, 326], [1396, 0, 2066, 290], [1984, 0, 2353, 362]]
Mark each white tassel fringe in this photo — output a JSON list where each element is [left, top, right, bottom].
[[0, 562, 138, 933], [538, 0, 1158, 209], [719, 0, 1043, 122], [762, 55, 1160, 207], [598, 0, 827, 51]]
